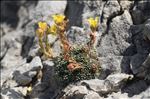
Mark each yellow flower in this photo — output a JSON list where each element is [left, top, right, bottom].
[[52, 14, 65, 24], [38, 21, 48, 32], [87, 17, 99, 29], [27, 86, 32, 93], [36, 28, 44, 37], [47, 24, 57, 35]]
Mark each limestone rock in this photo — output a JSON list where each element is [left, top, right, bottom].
[[83, 91, 101, 99], [99, 56, 131, 79], [67, 26, 88, 45], [12, 56, 43, 86], [81, 79, 111, 95], [136, 54, 150, 79], [62, 85, 89, 99], [106, 73, 133, 91], [131, 0, 150, 24], [81, 73, 133, 95], [143, 19, 150, 41], [130, 54, 148, 75], [97, 10, 134, 57]]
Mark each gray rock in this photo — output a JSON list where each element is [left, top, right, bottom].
[[42, 60, 56, 85], [131, 27, 150, 54], [119, 1, 133, 10], [13, 71, 32, 86], [65, 1, 86, 27], [29, 56, 43, 69], [30, 82, 50, 99], [122, 80, 148, 97], [66, 0, 104, 28], [106, 86, 150, 99], [97, 10, 134, 57], [102, 0, 120, 22], [131, 0, 150, 25], [27, 37, 40, 61], [0, 30, 24, 68], [83, 91, 101, 99], [99, 56, 131, 79], [62, 85, 89, 99], [130, 53, 148, 75], [47, 35, 61, 57], [0, 37, 8, 62], [1, 86, 27, 99], [106, 91, 130, 99], [81, 79, 111, 95], [143, 19, 150, 41], [31, 1, 67, 23], [106, 73, 133, 91], [12, 56, 43, 86], [67, 26, 88, 45], [29, 60, 59, 99], [136, 54, 150, 79], [81, 73, 133, 95]]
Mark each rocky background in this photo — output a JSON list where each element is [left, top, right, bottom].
[[0, 0, 150, 99]]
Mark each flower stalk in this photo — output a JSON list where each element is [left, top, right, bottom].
[[87, 17, 99, 48], [52, 14, 81, 71], [36, 22, 54, 58]]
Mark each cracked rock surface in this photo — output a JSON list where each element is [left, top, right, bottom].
[[1, 0, 150, 99]]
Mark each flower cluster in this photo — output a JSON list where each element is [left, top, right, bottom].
[[35, 14, 100, 86], [36, 22, 53, 58]]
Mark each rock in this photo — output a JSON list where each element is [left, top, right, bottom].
[[12, 56, 43, 86], [29, 60, 59, 99], [102, 0, 121, 22], [83, 91, 101, 99], [122, 80, 148, 97], [66, 0, 105, 28], [136, 54, 150, 79], [13, 71, 32, 86], [131, 30, 150, 54], [62, 85, 89, 99], [47, 35, 61, 57], [30, 82, 50, 99], [119, 1, 133, 10], [130, 19, 150, 54], [0, 37, 8, 62], [42, 60, 57, 90], [29, 56, 43, 69], [1, 1, 20, 28], [42, 60, 55, 83], [0, 39, 28, 86], [0, 24, 12, 60], [131, 0, 150, 24], [81, 79, 111, 95], [99, 56, 131, 79], [130, 54, 148, 75], [106, 73, 133, 91], [81, 73, 133, 95], [67, 26, 88, 45], [143, 19, 150, 41], [26, 37, 40, 62], [106, 86, 150, 99], [0, 30, 24, 68], [31, 1, 67, 23], [65, 1, 85, 27], [97, 10, 134, 57], [1, 86, 28, 99], [106, 91, 129, 99]]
